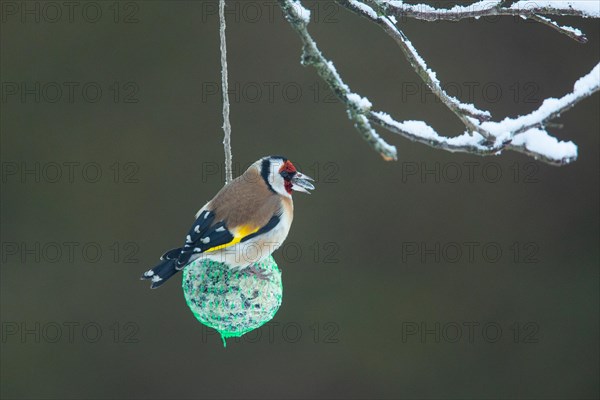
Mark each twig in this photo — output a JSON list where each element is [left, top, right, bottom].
[[482, 63, 600, 137], [376, 0, 599, 20], [341, 0, 492, 135], [279, 0, 398, 160], [368, 112, 499, 155], [368, 0, 597, 43], [219, 0, 233, 184], [529, 14, 588, 43]]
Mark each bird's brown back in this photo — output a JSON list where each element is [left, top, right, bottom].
[[208, 167, 283, 229]]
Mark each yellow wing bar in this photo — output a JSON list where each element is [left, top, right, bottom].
[[203, 225, 259, 253]]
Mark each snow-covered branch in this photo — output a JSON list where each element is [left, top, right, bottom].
[[488, 63, 600, 164], [279, 0, 398, 160], [370, 63, 599, 165], [368, 112, 498, 155], [342, 0, 492, 133], [279, 0, 599, 166], [529, 14, 588, 43], [372, 0, 600, 43], [375, 0, 600, 19], [371, 0, 598, 42]]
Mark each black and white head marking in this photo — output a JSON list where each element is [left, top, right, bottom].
[[260, 155, 291, 197]]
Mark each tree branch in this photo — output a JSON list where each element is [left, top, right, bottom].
[[340, 0, 492, 134], [529, 14, 588, 43], [278, 0, 599, 166], [278, 0, 398, 160], [376, 0, 599, 20], [370, 63, 600, 166], [368, 111, 499, 156], [369, 0, 599, 43]]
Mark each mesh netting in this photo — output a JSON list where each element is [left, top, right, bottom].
[[182, 255, 283, 346]]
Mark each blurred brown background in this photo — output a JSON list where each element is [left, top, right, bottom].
[[1, 1, 598, 399]]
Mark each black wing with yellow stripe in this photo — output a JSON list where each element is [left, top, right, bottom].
[[175, 210, 234, 269], [141, 210, 281, 289]]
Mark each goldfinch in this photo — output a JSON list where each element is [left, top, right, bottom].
[[141, 155, 314, 289]]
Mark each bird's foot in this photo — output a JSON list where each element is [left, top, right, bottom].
[[243, 264, 272, 281]]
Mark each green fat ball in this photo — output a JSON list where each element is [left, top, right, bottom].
[[182, 256, 283, 346]]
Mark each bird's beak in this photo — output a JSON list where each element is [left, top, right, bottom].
[[291, 172, 315, 194]]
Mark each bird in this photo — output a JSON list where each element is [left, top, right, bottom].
[[140, 155, 315, 289]]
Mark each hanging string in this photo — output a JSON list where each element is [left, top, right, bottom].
[[219, 0, 233, 184]]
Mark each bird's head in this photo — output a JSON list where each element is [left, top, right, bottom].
[[257, 155, 314, 197]]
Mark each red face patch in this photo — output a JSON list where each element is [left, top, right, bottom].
[[279, 160, 297, 174], [279, 161, 296, 194], [284, 180, 293, 194]]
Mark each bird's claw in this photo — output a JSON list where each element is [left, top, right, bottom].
[[243, 265, 273, 281]]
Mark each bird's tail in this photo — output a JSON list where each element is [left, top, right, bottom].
[[140, 248, 183, 289]]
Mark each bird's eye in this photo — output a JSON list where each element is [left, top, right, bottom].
[[280, 170, 295, 181], [278, 160, 297, 181]]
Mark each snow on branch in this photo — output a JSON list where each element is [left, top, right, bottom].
[[279, 0, 599, 166], [366, 59, 599, 166], [376, 0, 600, 19], [344, 0, 492, 132], [373, 0, 599, 42], [487, 63, 600, 164], [528, 14, 587, 43], [279, 0, 397, 160]]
